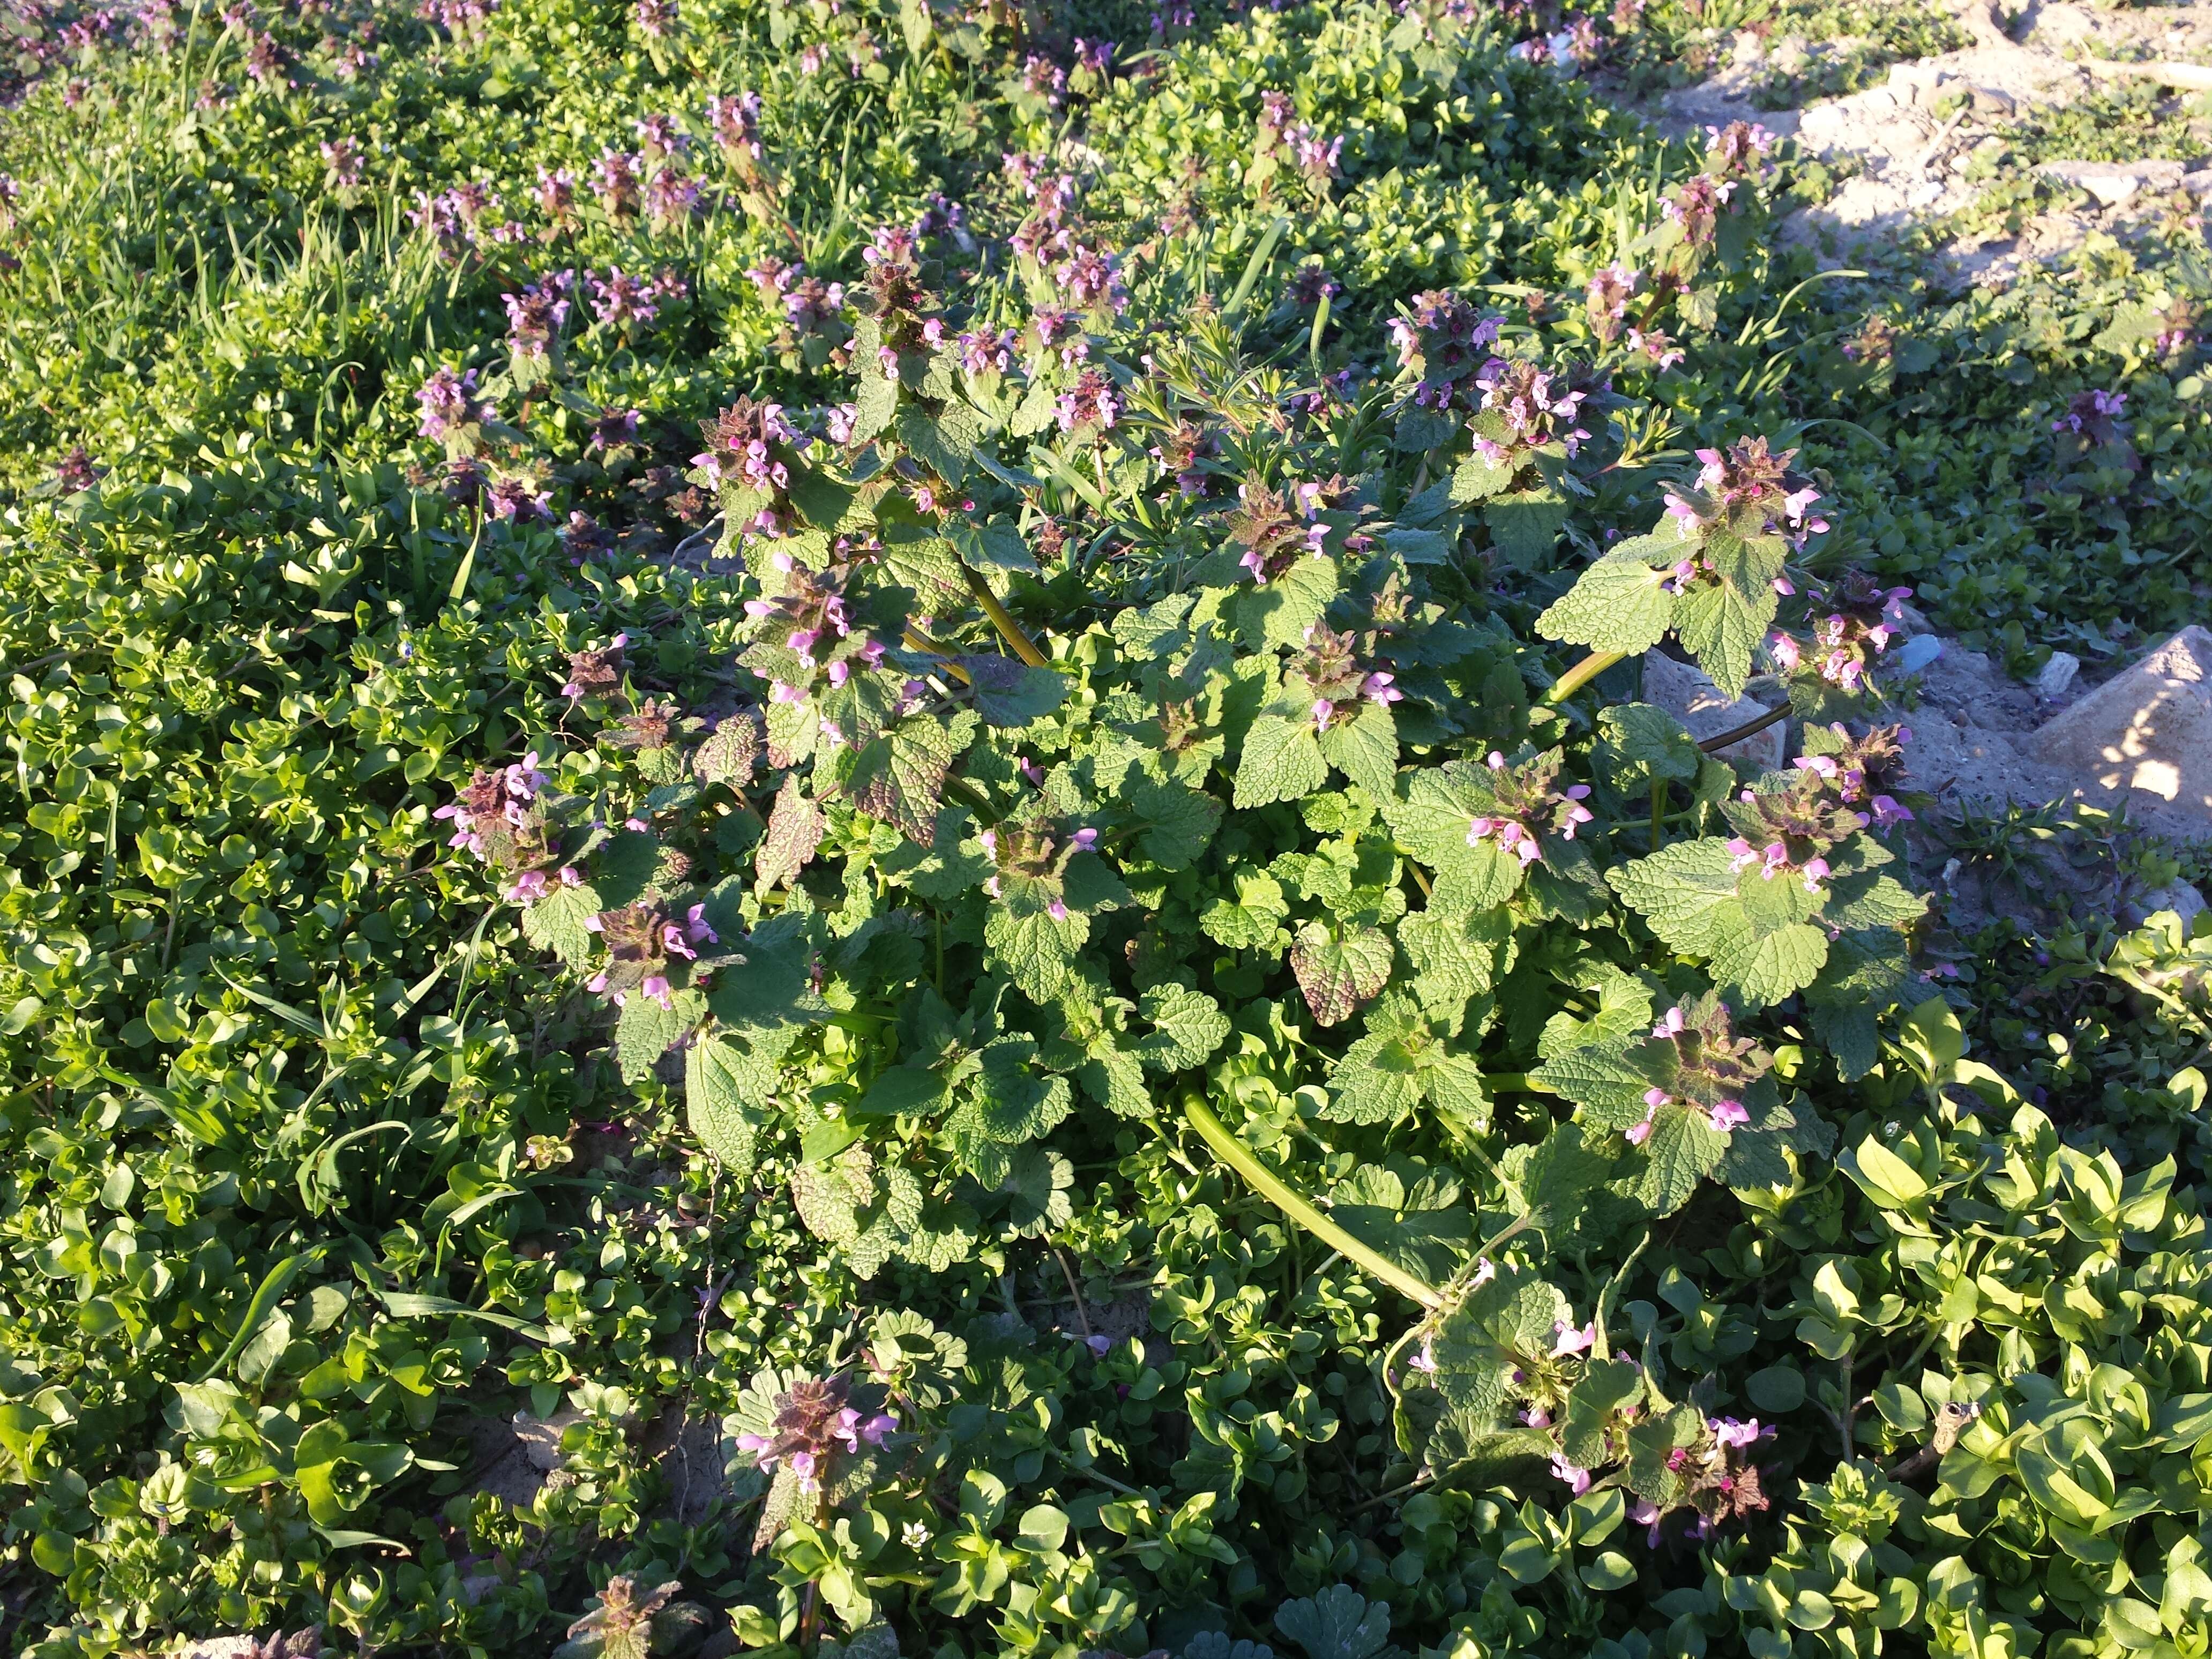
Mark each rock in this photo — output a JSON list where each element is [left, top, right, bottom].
[[2036, 158, 2189, 207], [2035, 652, 2081, 699], [1642, 652, 1785, 773], [514, 1408, 584, 1471], [1894, 634, 1944, 675], [1969, 84, 2017, 115], [2032, 626, 2212, 817], [2128, 881, 2209, 929]]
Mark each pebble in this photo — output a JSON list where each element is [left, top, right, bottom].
[[2034, 651, 2080, 699]]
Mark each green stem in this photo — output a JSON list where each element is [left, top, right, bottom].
[[1649, 779, 1666, 852], [1182, 1092, 1443, 1310], [1543, 648, 1626, 705], [1698, 701, 1789, 754], [963, 567, 1050, 669], [1483, 1072, 1559, 1095]]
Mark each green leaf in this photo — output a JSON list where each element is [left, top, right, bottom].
[[685, 1036, 772, 1178], [958, 655, 1068, 727], [1429, 1269, 1571, 1416], [1288, 922, 1393, 1026], [1710, 915, 1830, 1010], [1536, 555, 1676, 656], [1234, 713, 1328, 809], [1318, 697, 1398, 799], [984, 904, 1088, 1002], [1395, 902, 1511, 1013], [1135, 984, 1230, 1072], [756, 773, 825, 891], [1123, 766, 1221, 870], [1276, 1585, 1393, 1659], [1485, 488, 1568, 566], [1327, 1159, 1470, 1281], [521, 879, 602, 968], [616, 992, 688, 1083], [836, 712, 975, 842], [1628, 1107, 1728, 1215], [1607, 838, 1744, 957], [1202, 870, 1291, 953], [1672, 578, 1772, 699]]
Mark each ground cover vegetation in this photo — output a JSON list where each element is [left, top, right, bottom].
[[1, 0, 2211, 1656]]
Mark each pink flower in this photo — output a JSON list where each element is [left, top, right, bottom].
[[1047, 899, 1069, 921], [1630, 1496, 1663, 1545], [1471, 1257, 1496, 1287], [1549, 1453, 1593, 1494], [508, 870, 550, 903], [1312, 697, 1336, 733], [640, 974, 674, 1009], [1709, 1416, 1765, 1449], [1871, 794, 1913, 828], [686, 904, 718, 943], [1551, 1319, 1597, 1358], [1361, 671, 1402, 705], [1707, 1099, 1750, 1133]]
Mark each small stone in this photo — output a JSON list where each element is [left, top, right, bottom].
[[1970, 85, 2016, 116], [513, 1408, 582, 1471], [1893, 634, 1944, 675], [2037, 158, 2189, 207], [2032, 626, 2212, 817], [1642, 652, 1785, 773], [2035, 652, 2080, 699], [2137, 881, 2209, 928]]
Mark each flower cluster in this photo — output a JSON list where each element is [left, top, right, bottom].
[[1228, 479, 1340, 583], [2052, 387, 2127, 442], [1795, 722, 1914, 831], [1625, 996, 1772, 1144], [1705, 119, 1774, 182], [1720, 776, 1869, 897], [979, 812, 1099, 919], [1389, 289, 1503, 409], [1584, 263, 1639, 345], [733, 1375, 894, 1494], [1662, 171, 1734, 249], [1771, 571, 1914, 692], [1472, 357, 1595, 460], [416, 366, 491, 445], [1056, 369, 1119, 435], [502, 276, 571, 357], [1662, 435, 1826, 548], [1465, 750, 1593, 868], [693, 397, 799, 502], [562, 633, 628, 700], [433, 752, 563, 877], [582, 900, 714, 1008], [1292, 623, 1402, 734], [588, 266, 685, 329]]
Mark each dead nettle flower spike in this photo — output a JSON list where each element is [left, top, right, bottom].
[[1584, 263, 1639, 345], [1793, 722, 1915, 830], [1769, 570, 1914, 692], [1663, 435, 1828, 553], [733, 1374, 895, 1493], [1294, 622, 1402, 735], [562, 632, 628, 701], [1626, 996, 1772, 1142], [1389, 289, 1503, 409], [415, 365, 491, 445], [1471, 356, 1596, 460], [582, 899, 714, 1008], [693, 397, 799, 502], [1230, 477, 1349, 584], [1720, 772, 1867, 898], [1464, 750, 1593, 868]]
